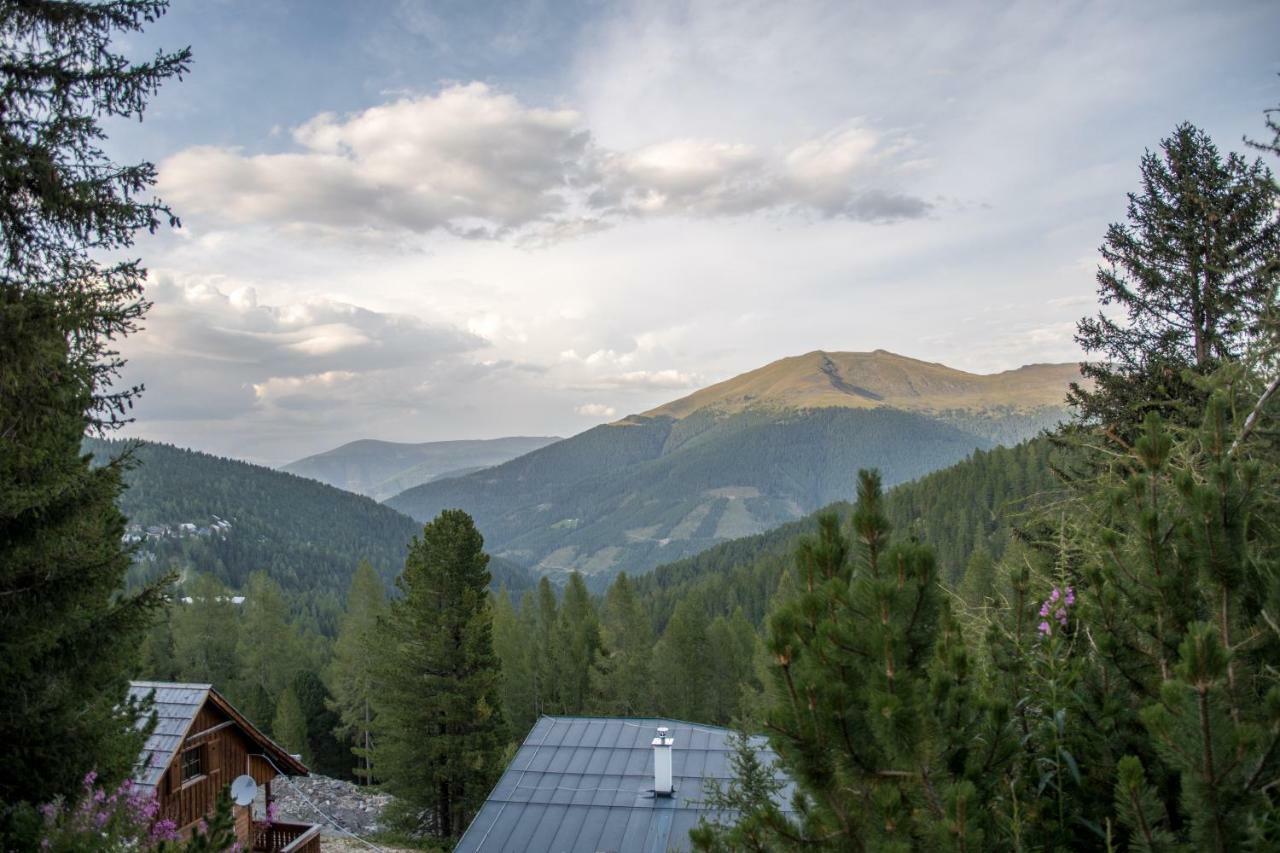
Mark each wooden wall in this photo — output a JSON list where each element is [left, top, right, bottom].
[[156, 700, 276, 842]]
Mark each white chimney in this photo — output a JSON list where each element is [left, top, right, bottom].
[[652, 726, 673, 796]]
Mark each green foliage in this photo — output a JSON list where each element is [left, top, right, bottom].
[[1070, 123, 1279, 436], [35, 772, 237, 853], [273, 686, 312, 766], [0, 2, 185, 842], [389, 407, 1010, 582], [375, 510, 506, 839], [169, 573, 238, 687], [725, 471, 1004, 849], [592, 573, 655, 716], [551, 573, 601, 714], [235, 572, 308, 730], [326, 561, 387, 782], [0, 291, 168, 841], [84, 438, 421, 603], [690, 732, 789, 852]]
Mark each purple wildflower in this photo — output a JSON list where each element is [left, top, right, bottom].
[[1037, 586, 1076, 637], [82, 771, 97, 789], [150, 818, 179, 842]]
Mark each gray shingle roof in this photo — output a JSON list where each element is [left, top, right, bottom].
[[128, 681, 212, 792], [455, 716, 795, 853]]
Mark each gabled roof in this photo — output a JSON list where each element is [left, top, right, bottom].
[[455, 716, 795, 853], [128, 681, 308, 792]]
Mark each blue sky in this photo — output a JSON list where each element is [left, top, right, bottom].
[[110, 0, 1280, 464]]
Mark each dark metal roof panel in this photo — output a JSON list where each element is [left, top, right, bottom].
[[456, 716, 794, 853]]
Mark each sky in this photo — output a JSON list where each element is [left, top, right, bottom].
[[106, 0, 1280, 466]]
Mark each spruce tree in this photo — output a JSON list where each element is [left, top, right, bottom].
[[326, 561, 386, 783], [375, 510, 506, 839], [272, 686, 312, 766], [0, 3, 187, 841], [1069, 123, 1279, 437]]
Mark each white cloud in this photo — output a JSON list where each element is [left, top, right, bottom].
[[600, 369, 699, 389], [575, 402, 617, 417], [158, 82, 930, 242]]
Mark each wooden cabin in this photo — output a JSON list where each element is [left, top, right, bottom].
[[129, 681, 322, 853]]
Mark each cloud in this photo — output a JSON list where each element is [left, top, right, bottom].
[[158, 83, 930, 242], [599, 369, 699, 389], [575, 402, 617, 417], [120, 275, 485, 425]]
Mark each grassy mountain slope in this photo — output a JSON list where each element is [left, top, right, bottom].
[[389, 407, 997, 581], [281, 436, 560, 500], [632, 436, 1063, 631], [86, 439, 534, 606], [387, 350, 1076, 582], [644, 350, 1078, 419]]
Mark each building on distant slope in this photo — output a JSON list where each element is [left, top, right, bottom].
[[128, 681, 320, 852], [455, 716, 795, 853]]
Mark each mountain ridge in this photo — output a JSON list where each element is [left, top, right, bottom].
[[281, 435, 561, 500], [386, 349, 1079, 582], [638, 350, 1079, 421]]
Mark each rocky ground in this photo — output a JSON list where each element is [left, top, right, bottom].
[[257, 774, 396, 843]]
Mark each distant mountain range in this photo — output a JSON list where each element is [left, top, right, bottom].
[[280, 436, 560, 501], [386, 350, 1079, 582]]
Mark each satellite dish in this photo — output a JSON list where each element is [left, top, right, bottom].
[[230, 774, 258, 806]]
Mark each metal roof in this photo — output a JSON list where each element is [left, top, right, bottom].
[[455, 716, 795, 853], [128, 681, 212, 792]]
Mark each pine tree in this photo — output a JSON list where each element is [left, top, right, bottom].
[[593, 573, 655, 716], [1077, 404, 1280, 850], [1069, 123, 1279, 437], [375, 510, 506, 839], [326, 561, 386, 783], [0, 3, 187, 841], [741, 472, 1001, 848], [273, 686, 312, 766]]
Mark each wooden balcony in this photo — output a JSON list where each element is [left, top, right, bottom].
[[252, 820, 322, 853]]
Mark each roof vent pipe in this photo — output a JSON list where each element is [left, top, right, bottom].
[[652, 726, 673, 797]]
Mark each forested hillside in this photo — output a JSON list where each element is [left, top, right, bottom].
[[86, 439, 533, 624], [389, 407, 1020, 584], [281, 435, 559, 500], [630, 436, 1063, 631]]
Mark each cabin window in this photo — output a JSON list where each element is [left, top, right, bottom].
[[180, 745, 205, 782]]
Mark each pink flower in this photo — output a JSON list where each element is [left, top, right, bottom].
[[82, 771, 97, 788], [1038, 621, 1052, 637]]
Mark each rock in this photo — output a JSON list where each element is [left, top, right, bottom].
[[254, 774, 395, 839]]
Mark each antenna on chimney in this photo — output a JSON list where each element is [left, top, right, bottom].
[[652, 725, 674, 797]]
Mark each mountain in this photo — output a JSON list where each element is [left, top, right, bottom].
[[386, 350, 1078, 582], [631, 435, 1064, 633], [86, 439, 535, 624], [645, 350, 1079, 419], [281, 436, 561, 501]]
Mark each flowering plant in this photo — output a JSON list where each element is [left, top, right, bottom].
[[37, 771, 241, 852], [1036, 585, 1075, 637]]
